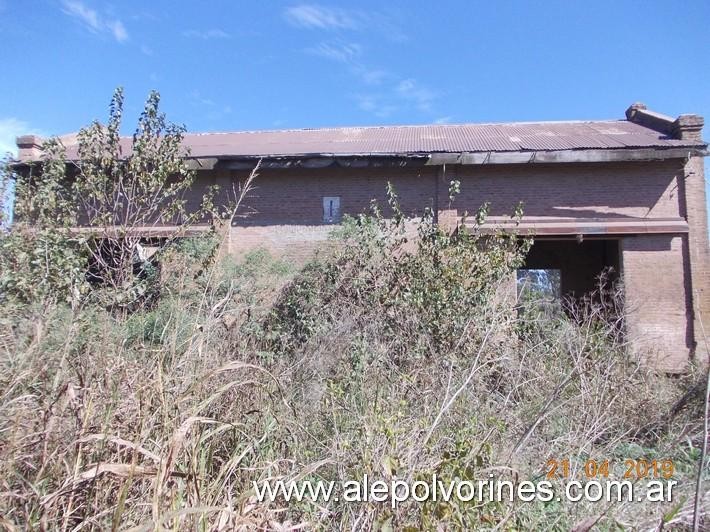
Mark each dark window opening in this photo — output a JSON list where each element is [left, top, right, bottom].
[[518, 238, 622, 318]]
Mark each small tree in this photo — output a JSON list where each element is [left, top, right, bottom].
[[1, 88, 217, 305]]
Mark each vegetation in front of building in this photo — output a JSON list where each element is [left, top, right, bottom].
[[0, 90, 707, 530]]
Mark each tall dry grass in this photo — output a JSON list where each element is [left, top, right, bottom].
[[0, 216, 708, 530]]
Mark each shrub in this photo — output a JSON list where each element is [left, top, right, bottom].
[[266, 184, 530, 357], [1, 88, 219, 306], [0, 158, 705, 529]]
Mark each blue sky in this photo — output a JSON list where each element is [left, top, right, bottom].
[[0, 1, 709, 217], [1, 0, 709, 141]]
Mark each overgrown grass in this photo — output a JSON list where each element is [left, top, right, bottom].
[[0, 210, 708, 530]]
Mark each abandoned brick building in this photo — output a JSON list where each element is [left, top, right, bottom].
[[16, 103, 709, 371]]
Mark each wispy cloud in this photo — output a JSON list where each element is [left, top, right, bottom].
[[285, 4, 407, 42], [352, 65, 388, 85], [307, 42, 361, 62], [305, 46, 439, 118], [305, 41, 389, 85], [61, 0, 128, 43], [354, 78, 439, 120], [356, 95, 396, 118], [287, 5, 437, 119], [190, 90, 216, 107], [434, 116, 453, 125], [189, 91, 234, 122], [182, 29, 231, 40], [129, 10, 159, 22], [396, 78, 436, 112], [284, 5, 358, 30], [111, 21, 128, 42]]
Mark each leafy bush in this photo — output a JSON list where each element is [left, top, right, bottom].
[[0, 213, 704, 530], [0, 226, 88, 304], [0, 88, 218, 306], [267, 185, 529, 356]]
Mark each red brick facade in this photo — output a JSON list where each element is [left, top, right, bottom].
[[622, 234, 693, 371], [15, 105, 710, 371], [194, 157, 707, 371]]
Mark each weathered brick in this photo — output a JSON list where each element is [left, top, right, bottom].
[[183, 157, 707, 371]]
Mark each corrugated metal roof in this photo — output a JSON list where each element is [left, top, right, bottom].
[[63, 119, 703, 159]]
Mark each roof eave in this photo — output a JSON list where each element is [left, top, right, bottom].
[[214, 146, 707, 169], [12, 145, 707, 170]]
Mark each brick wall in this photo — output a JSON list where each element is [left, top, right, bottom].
[[183, 158, 704, 370], [227, 224, 336, 262], [452, 160, 683, 220], [209, 160, 685, 261], [230, 166, 439, 224], [222, 165, 438, 261], [681, 156, 710, 362], [621, 234, 692, 371]]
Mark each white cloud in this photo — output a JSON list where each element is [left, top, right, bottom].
[[307, 42, 361, 62], [352, 65, 388, 85], [287, 7, 434, 119], [288, 4, 416, 105], [285, 4, 407, 42], [61, 0, 129, 43], [182, 29, 231, 40], [284, 5, 358, 30], [396, 78, 436, 112], [434, 116, 453, 125], [190, 90, 215, 107], [354, 78, 439, 120], [356, 95, 396, 118], [0, 118, 34, 158], [305, 42, 391, 86], [63, 0, 99, 30], [109, 20, 128, 42]]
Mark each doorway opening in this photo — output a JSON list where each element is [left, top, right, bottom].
[[519, 238, 621, 307]]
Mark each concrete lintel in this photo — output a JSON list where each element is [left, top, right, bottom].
[[427, 153, 463, 165], [465, 217, 689, 236], [66, 225, 212, 238], [450, 147, 703, 165], [528, 147, 705, 163]]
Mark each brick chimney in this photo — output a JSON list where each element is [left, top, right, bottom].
[[673, 114, 704, 142], [625, 102, 675, 135], [15, 134, 43, 161], [625, 102, 704, 142]]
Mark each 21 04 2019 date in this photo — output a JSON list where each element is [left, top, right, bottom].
[[546, 458, 675, 480]]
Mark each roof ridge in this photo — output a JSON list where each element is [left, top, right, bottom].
[[184, 119, 627, 137]]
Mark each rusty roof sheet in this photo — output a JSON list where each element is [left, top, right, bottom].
[[62, 119, 703, 160]]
